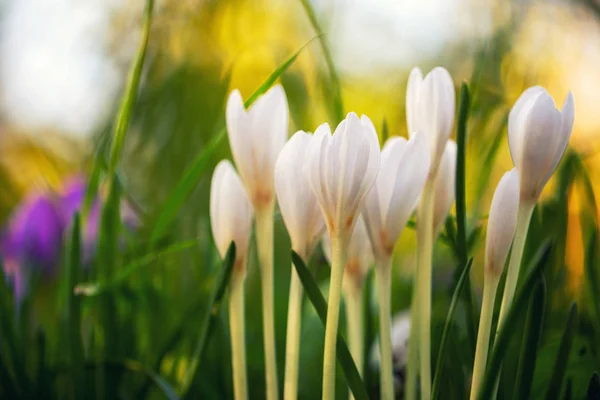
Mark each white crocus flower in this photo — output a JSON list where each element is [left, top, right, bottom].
[[432, 140, 457, 238], [471, 168, 520, 399], [406, 67, 456, 174], [304, 112, 380, 400], [275, 131, 325, 260], [210, 160, 253, 267], [275, 130, 325, 400], [226, 84, 290, 400], [226, 84, 289, 211], [362, 132, 430, 400], [508, 86, 575, 204], [209, 160, 253, 400]]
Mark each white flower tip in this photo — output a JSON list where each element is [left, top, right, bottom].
[[227, 89, 244, 109], [485, 167, 520, 278], [409, 66, 423, 82]]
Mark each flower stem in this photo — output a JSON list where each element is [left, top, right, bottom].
[[406, 270, 420, 400], [376, 258, 394, 400], [255, 207, 279, 400], [229, 270, 248, 400], [416, 177, 435, 400], [470, 274, 499, 400], [322, 235, 348, 400], [343, 279, 364, 400], [496, 202, 534, 329], [284, 265, 303, 400]]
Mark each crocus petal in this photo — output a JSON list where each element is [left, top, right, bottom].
[[275, 131, 325, 256], [406, 67, 423, 136], [210, 160, 253, 264], [485, 168, 520, 278]]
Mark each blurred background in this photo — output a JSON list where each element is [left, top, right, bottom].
[[0, 0, 599, 398]]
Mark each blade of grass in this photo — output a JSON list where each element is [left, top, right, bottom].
[[150, 36, 320, 244], [106, 0, 154, 181], [298, 0, 343, 123], [64, 214, 84, 399], [454, 82, 478, 360], [477, 241, 552, 400], [586, 372, 600, 399], [291, 251, 369, 400], [75, 240, 198, 297], [179, 242, 236, 398], [544, 302, 578, 400], [432, 258, 473, 400], [381, 118, 389, 143], [513, 277, 546, 400]]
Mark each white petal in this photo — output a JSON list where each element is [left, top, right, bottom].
[[508, 86, 546, 171], [346, 215, 374, 276], [485, 168, 520, 277], [406, 67, 423, 136]]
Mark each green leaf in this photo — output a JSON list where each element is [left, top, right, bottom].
[[298, 0, 343, 124], [106, 0, 155, 180], [150, 36, 320, 244], [291, 251, 369, 400], [455, 82, 470, 265], [586, 372, 600, 399], [75, 240, 198, 296], [179, 242, 236, 398], [544, 302, 578, 400], [381, 118, 389, 143], [64, 213, 84, 399], [432, 258, 473, 400], [513, 277, 546, 400], [477, 241, 552, 400]]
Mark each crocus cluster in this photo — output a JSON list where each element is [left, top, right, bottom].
[[1, 177, 138, 305], [209, 72, 575, 400]]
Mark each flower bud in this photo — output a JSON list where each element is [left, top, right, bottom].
[[226, 84, 289, 210], [485, 168, 520, 278], [275, 131, 325, 258], [304, 112, 380, 239], [508, 86, 574, 203], [406, 67, 456, 173], [210, 160, 253, 268]]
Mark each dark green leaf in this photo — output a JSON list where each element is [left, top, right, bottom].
[[477, 241, 552, 400], [545, 302, 578, 400], [513, 277, 546, 400], [291, 251, 369, 400], [180, 242, 236, 398], [455, 82, 470, 265], [150, 37, 320, 244], [432, 258, 473, 400], [586, 372, 600, 399]]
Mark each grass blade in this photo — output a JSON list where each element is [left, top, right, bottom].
[[179, 242, 236, 398], [75, 240, 198, 297], [545, 302, 578, 400], [291, 251, 369, 400], [477, 241, 552, 400], [150, 37, 319, 244], [513, 277, 546, 400], [586, 372, 600, 399], [298, 0, 343, 123], [431, 258, 473, 400], [64, 214, 84, 399], [106, 0, 155, 180]]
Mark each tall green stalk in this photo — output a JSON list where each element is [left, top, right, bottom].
[[416, 177, 435, 400], [375, 258, 394, 400], [406, 271, 420, 400], [229, 270, 248, 400], [284, 264, 304, 400], [322, 235, 348, 400], [255, 207, 279, 400], [470, 274, 499, 399]]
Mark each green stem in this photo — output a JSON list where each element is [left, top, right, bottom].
[[406, 268, 420, 400], [417, 177, 435, 400], [344, 279, 364, 400], [284, 265, 304, 400], [496, 202, 535, 329], [322, 235, 348, 400], [256, 207, 279, 400], [376, 258, 394, 400], [229, 270, 248, 400], [470, 275, 499, 400]]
